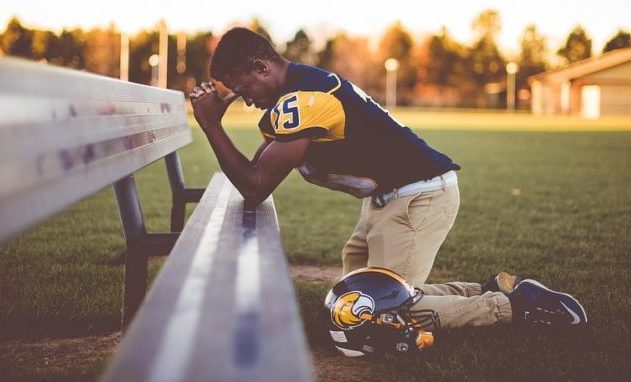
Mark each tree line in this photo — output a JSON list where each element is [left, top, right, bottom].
[[2, 11, 630, 108]]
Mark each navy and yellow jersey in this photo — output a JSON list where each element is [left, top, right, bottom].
[[258, 63, 460, 198]]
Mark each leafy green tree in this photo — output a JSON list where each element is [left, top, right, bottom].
[[315, 33, 380, 96], [128, 27, 212, 89], [283, 29, 314, 65], [471, 9, 501, 40], [31, 29, 59, 61], [316, 38, 335, 70], [468, 39, 504, 88], [56, 29, 86, 69], [467, 10, 505, 91], [84, 25, 120, 77], [377, 21, 417, 104], [186, 31, 213, 84], [603, 29, 631, 53], [164, 33, 187, 90], [557, 26, 592, 64], [517, 24, 548, 90], [129, 29, 159, 85], [424, 27, 469, 88], [1, 17, 33, 58]]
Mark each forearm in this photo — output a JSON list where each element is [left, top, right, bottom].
[[202, 122, 260, 194], [189, 82, 269, 203], [189, 84, 308, 208], [252, 139, 272, 163]]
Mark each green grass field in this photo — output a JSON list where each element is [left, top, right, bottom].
[[1, 108, 630, 381]]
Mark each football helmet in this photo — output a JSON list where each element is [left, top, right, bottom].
[[324, 267, 434, 357]]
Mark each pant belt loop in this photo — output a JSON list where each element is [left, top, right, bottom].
[[440, 174, 446, 190]]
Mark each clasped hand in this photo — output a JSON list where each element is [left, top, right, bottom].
[[189, 81, 239, 130]]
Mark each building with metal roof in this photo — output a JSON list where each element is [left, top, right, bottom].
[[529, 48, 631, 118]]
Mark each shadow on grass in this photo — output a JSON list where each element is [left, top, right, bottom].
[[295, 279, 630, 381], [0, 317, 120, 342]]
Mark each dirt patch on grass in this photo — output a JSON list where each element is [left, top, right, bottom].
[[0, 265, 350, 380], [291, 264, 342, 284], [289, 264, 460, 286], [0, 332, 120, 378], [0, 332, 363, 382], [310, 347, 373, 381]]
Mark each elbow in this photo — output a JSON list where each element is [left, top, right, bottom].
[[242, 191, 270, 210], [240, 182, 271, 210], [243, 196, 262, 211], [236, 170, 273, 209]]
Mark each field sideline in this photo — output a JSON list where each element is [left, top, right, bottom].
[[222, 103, 631, 131], [1, 109, 630, 381]]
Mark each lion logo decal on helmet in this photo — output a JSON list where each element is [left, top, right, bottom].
[[331, 291, 375, 330]]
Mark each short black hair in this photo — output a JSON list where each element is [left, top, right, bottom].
[[210, 27, 282, 81]]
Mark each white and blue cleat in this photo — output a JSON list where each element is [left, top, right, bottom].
[[509, 279, 588, 326]]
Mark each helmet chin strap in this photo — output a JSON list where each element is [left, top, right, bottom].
[[359, 312, 435, 351]]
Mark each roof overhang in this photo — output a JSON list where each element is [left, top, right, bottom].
[[528, 48, 631, 85]]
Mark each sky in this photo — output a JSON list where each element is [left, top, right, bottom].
[[1, 0, 630, 56]]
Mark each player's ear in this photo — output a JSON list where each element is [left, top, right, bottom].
[[252, 59, 269, 75]]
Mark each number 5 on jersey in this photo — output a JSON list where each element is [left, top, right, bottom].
[[271, 94, 301, 130]]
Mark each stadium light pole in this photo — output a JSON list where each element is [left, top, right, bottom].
[[506, 62, 519, 112], [176, 31, 187, 74], [149, 54, 160, 86], [385, 58, 399, 109], [158, 19, 168, 88], [120, 32, 129, 81]]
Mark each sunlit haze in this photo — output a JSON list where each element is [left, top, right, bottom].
[[1, 0, 630, 55]]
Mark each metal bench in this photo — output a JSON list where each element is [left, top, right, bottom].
[[0, 57, 313, 382]]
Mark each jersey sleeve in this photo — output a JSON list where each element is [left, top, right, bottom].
[[269, 91, 345, 142], [258, 110, 275, 140]]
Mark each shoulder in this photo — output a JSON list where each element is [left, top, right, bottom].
[[276, 64, 345, 125], [285, 63, 342, 94], [263, 90, 345, 142]]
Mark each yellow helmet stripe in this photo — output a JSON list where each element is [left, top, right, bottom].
[[344, 267, 411, 288]]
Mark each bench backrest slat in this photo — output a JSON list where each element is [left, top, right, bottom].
[[0, 58, 192, 242], [103, 173, 313, 382]]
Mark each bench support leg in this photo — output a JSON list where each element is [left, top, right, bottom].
[[112, 153, 206, 332], [113, 175, 150, 332], [113, 175, 183, 332], [113, 153, 204, 332], [165, 152, 204, 232], [121, 242, 148, 332]]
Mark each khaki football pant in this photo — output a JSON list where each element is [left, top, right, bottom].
[[342, 182, 512, 328]]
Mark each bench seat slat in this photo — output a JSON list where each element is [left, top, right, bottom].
[[0, 116, 188, 164], [0, 57, 192, 242], [0, 130, 191, 241], [0, 94, 185, 127], [103, 173, 313, 382], [0, 57, 184, 103], [0, 124, 190, 196]]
